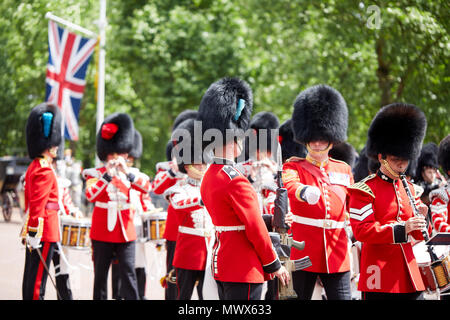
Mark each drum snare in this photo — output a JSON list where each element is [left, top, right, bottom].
[[141, 211, 167, 242], [60, 215, 91, 249]]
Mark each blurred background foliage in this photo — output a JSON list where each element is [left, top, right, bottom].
[[0, 0, 448, 176]]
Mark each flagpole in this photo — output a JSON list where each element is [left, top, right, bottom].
[[45, 12, 96, 39], [95, 0, 106, 167]]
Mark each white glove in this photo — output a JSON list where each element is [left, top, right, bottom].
[[26, 234, 41, 250], [301, 186, 321, 205], [191, 209, 204, 229]]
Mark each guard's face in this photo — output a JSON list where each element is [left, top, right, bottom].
[[385, 155, 409, 174], [422, 166, 437, 183], [48, 146, 58, 158], [307, 140, 332, 154]]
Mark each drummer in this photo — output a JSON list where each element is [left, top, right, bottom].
[[164, 118, 211, 300], [83, 113, 151, 300], [348, 103, 428, 300]]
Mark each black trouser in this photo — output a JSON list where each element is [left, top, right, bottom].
[[216, 281, 263, 300], [112, 262, 146, 300], [22, 242, 57, 300], [292, 270, 351, 300], [362, 291, 424, 300], [91, 240, 139, 300], [52, 244, 73, 300], [176, 268, 204, 300], [165, 240, 177, 300], [265, 278, 278, 300]]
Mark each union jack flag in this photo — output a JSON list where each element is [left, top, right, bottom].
[[45, 20, 97, 141]]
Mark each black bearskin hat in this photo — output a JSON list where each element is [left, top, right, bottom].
[[292, 84, 348, 145], [366, 103, 427, 161], [96, 113, 135, 161], [171, 118, 204, 174], [353, 146, 369, 182], [129, 130, 143, 160], [26, 102, 62, 159], [329, 142, 357, 169], [172, 109, 198, 132], [278, 119, 307, 162], [250, 111, 280, 154], [415, 142, 439, 181], [197, 77, 253, 141], [438, 134, 450, 174], [165, 140, 174, 161]]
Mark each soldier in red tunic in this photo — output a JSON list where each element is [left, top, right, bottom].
[[165, 117, 211, 299], [21, 103, 62, 300], [153, 109, 196, 300], [197, 77, 289, 300], [83, 113, 150, 300], [429, 135, 450, 233], [348, 103, 428, 300], [282, 85, 353, 300]]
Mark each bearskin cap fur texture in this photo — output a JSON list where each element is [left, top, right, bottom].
[[292, 84, 348, 145], [172, 109, 198, 132], [26, 102, 62, 159], [329, 142, 357, 168], [171, 118, 204, 173], [366, 103, 427, 161], [96, 113, 135, 161], [129, 130, 143, 160], [250, 111, 280, 153], [278, 119, 307, 162], [197, 77, 253, 141], [438, 134, 450, 174]]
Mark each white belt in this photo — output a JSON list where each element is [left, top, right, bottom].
[[292, 216, 345, 229], [95, 201, 131, 211], [178, 226, 209, 237], [215, 225, 246, 232]]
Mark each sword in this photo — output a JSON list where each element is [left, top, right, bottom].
[[27, 243, 62, 300]]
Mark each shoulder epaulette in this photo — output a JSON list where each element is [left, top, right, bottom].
[[348, 174, 376, 198], [286, 156, 305, 163], [329, 157, 351, 167], [222, 165, 240, 180]]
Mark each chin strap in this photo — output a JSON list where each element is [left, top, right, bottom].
[[381, 159, 402, 179]]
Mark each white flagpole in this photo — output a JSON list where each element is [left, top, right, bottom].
[[95, 0, 106, 167], [45, 12, 97, 38]]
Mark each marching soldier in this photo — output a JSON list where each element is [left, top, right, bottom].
[[282, 84, 354, 300], [197, 77, 289, 300], [165, 118, 211, 299], [111, 129, 152, 300], [21, 103, 62, 300], [153, 110, 196, 300], [83, 113, 151, 300], [415, 143, 446, 206], [248, 111, 280, 217], [429, 134, 450, 233], [348, 103, 428, 300]]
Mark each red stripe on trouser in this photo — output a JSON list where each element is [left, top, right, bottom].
[[32, 242, 50, 300], [248, 284, 250, 300]]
